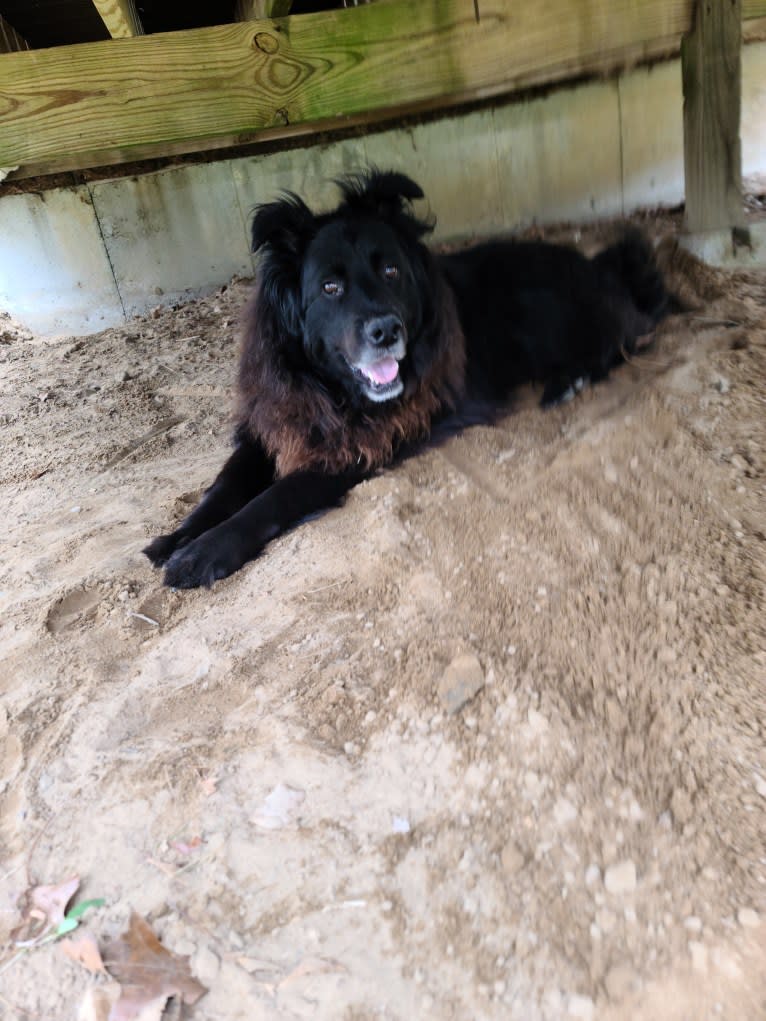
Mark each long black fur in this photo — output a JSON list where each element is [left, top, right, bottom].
[[144, 170, 671, 588]]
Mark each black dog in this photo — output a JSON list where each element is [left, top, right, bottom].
[[145, 170, 670, 588]]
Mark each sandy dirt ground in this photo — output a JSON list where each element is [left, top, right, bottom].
[[1, 216, 764, 1021]]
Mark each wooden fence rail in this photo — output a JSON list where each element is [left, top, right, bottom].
[[1, 0, 765, 179]]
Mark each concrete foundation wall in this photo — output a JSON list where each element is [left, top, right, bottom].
[[2, 42, 765, 338]]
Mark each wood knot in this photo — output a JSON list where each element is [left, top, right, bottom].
[[253, 32, 278, 54]]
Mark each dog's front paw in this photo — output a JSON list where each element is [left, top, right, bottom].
[[162, 533, 246, 589], [143, 529, 190, 567]]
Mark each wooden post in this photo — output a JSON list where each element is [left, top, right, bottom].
[[91, 0, 143, 38], [0, 13, 28, 52], [234, 1, 293, 18], [682, 0, 749, 246]]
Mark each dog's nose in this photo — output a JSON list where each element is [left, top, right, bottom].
[[364, 314, 404, 348]]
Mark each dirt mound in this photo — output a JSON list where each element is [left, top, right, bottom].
[[1, 224, 764, 1020]]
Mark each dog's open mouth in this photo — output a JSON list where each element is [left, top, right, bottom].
[[349, 356, 404, 401]]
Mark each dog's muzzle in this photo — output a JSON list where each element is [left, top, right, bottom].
[[349, 315, 407, 402]]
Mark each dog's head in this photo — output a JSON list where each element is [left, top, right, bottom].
[[251, 170, 436, 405]]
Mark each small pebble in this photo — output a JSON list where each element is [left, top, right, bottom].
[[689, 941, 707, 972], [596, 908, 617, 933], [629, 801, 644, 822], [437, 654, 484, 715], [604, 962, 640, 1001], [545, 989, 564, 1012], [524, 771, 543, 798], [670, 788, 694, 825], [526, 709, 549, 735], [585, 865, 601, 887], [554, 797, 578, 826], [192, 945, 220, 985], [501, 840, 525, 875], [567, 993, 594, 1019], [604, 860, 637, 896], [514, 930, 537, 958], [737, 907, 759, 928]]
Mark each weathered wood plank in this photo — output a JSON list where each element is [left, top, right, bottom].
[[0, 13, 26, 179], [234, 0, 293, 18], [0, 0, 704, 178], [91, 0, 143, 38], [0, 13, 28, 53], [682, 0, 748, 236]]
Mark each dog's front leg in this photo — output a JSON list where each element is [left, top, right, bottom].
[[144, 433, 276, 568], [161, 469, 364, 589]]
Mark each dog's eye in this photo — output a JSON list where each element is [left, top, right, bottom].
[[383, 264, 399, 281], [322, 280, 343, 297]]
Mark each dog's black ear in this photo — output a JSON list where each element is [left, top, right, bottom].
[[250, 195, 316, 345], [250, 193, 317, 256], [337, 169, 432, 236]]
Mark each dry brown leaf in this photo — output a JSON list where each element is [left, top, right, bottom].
[[104, 912, 206, 1021], [11, 874, 80, 943], [159, 996, 182, 1021], [32, 875, 80, 928], [61, 931, 107, 973], [124, 995, 168, 1021]]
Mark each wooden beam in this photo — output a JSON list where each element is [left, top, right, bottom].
[[91, 0, 143, 39], [682, 0, 748, 238], [0, 15, 26, 178], [0, 13, 29, 52], [0, 0, 759, 181], [0, 0, 702, 179], [234, 1, 293, 19]]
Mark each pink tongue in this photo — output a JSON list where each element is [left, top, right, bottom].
[[363, 357, 399, 385]]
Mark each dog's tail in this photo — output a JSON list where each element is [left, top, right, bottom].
[[593, 228, 672, 324]]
